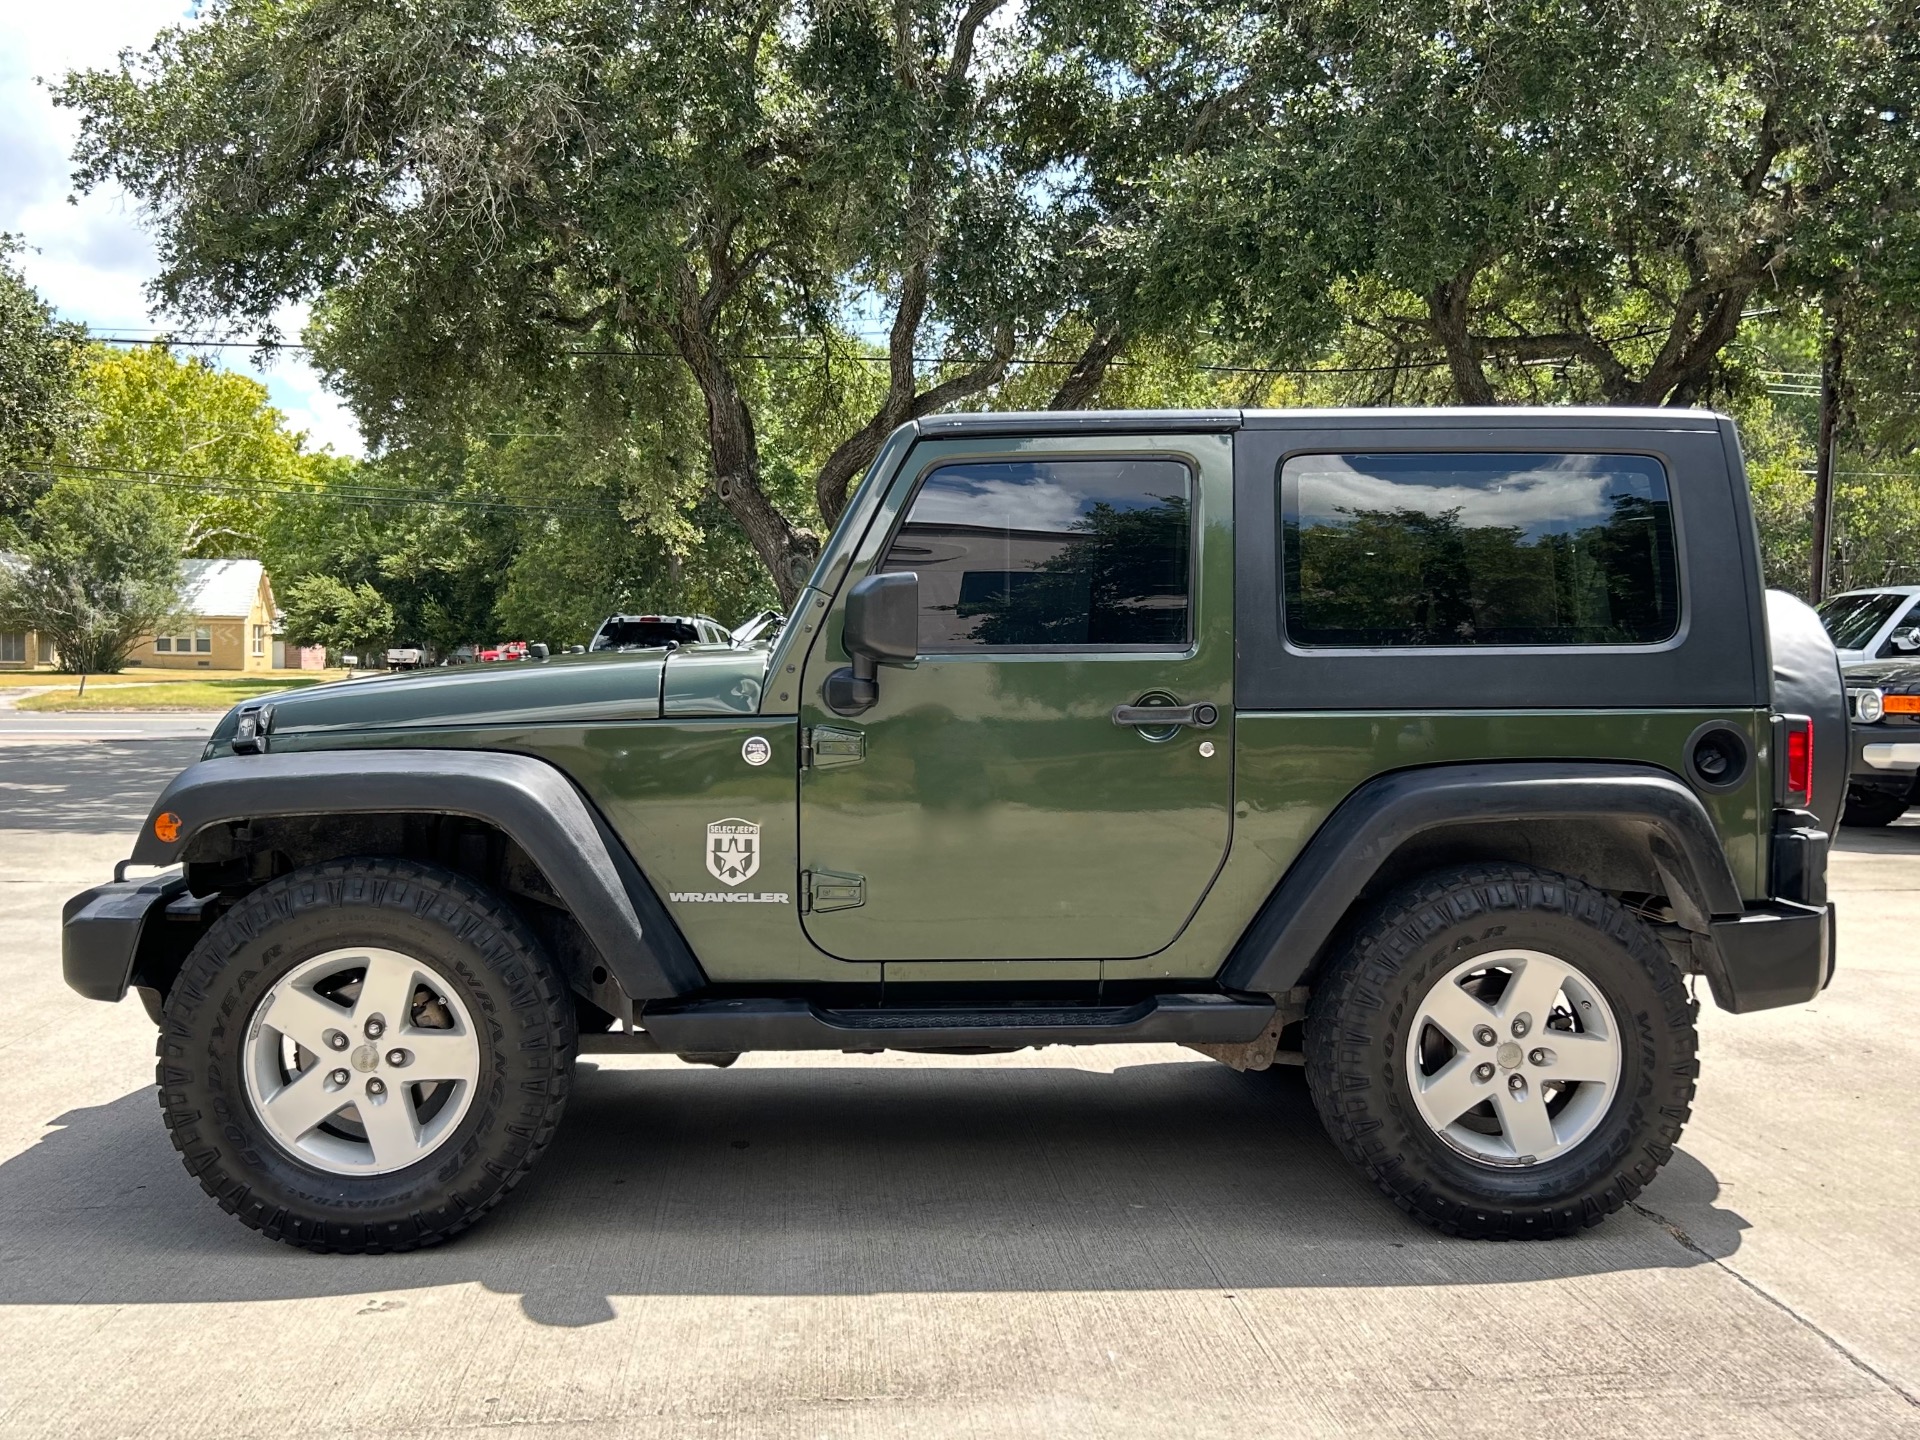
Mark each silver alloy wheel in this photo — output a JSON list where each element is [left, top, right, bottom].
[[1403, 949, 1622, 1167], [243, 947, 482, 1176]]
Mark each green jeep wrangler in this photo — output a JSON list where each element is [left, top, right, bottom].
[[63, 408, 1843, 1249]]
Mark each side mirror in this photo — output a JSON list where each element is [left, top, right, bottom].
[[1893, 628, 1920, 654], [824, 572, 918, 715]]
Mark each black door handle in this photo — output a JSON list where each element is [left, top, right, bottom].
[[1112, 702, 1219, 729]]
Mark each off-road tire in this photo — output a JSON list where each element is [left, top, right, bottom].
[[1304, 865, 1698, 1239], [1842, 785, 1910, 828], [157, 858, 576, 1253]]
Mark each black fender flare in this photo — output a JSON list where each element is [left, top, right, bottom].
[[1219, 761, 1745, 996], [129, 749, 702, 1000]]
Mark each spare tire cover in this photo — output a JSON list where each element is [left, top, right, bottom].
[[1766, 589, 1848, 830]]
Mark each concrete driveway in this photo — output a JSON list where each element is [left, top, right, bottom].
[[0, 742, 1915, 1438]]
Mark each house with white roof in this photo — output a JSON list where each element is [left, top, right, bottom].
[[2, 557, 290, 672], [129, 558, 281, 672]]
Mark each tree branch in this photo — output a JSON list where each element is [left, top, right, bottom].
[[945, 0, 1009, 92], [1047, 324, 1125, 410]]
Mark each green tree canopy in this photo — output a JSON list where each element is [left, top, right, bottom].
[[0, 238, 87, 516], [53, 343, 323, 555], [1116, 0, 1920, 406], [279, 573, 393, 657], [58, 0, 1151, 603], [0, 476, 189, 673]]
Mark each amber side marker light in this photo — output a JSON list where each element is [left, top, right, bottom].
[[1884, 694, 1920, 715], [153, 812, 181, 844]]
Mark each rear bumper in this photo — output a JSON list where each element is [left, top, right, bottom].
[[61, 869, 186, 1003], [1702, 901, 1836, 1014]]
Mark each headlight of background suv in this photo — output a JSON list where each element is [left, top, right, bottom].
[[1859, 688, 1885, 723]]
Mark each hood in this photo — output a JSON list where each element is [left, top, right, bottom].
[[1842, 658, 1920, 691], [207, 643, 776, 753], [661, 644, 770, 716], [209, 650, 667, 750]]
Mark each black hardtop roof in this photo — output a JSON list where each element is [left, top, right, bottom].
[[910, 406, 1730, 438]]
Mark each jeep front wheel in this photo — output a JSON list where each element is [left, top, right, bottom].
[[1304, 865, 1698, 1238], [158, 858, 576, 1252]]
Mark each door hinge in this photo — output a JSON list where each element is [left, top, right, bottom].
[[801, 869, 866, 913], [802, 726, 866, 769]]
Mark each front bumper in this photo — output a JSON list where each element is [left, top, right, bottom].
[[61, 867, 186, 1003], [1849, 725, 1920, 785]]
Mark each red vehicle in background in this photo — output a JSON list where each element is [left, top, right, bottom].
[[476, 641, 530, 663]]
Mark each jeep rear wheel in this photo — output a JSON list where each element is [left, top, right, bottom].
[[1304, 865, 1698, 1239], [158, 858, 576, 1252]]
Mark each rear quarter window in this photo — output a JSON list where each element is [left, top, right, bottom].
[[1281, 452, 1680, 648]]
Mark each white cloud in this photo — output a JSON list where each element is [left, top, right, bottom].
[[908, 461, 1189, 533], [0, 1, 366, 456], [1293, 454, 1653, 536]]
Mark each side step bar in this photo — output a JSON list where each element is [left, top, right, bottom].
[[624, 993, 1276, 1055]]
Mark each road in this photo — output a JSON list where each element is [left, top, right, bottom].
[[0, 708, 224, 743], [0, 740, 1916, 1438]]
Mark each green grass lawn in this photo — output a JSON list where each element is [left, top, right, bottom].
[[15, 674, 341, 712], [0, 666, 341, 686]]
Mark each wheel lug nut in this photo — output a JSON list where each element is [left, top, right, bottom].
[[1511, 1014, 1531, 1038], [325, 1031, 348, 1051], [365, 1016, 385, 1040], [1529, 1048, 1548, 1065], [387, 1049, 408, 1067], [1473, 1062, 1495, 1082], [328, 1069, 348, 1086], [367, 1078, 385, 1096], [1474, 1026, 1497, 1047]]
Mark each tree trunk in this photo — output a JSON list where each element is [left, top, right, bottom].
[[1426, 274, 1496, 405], [669, 307, 820, 609]]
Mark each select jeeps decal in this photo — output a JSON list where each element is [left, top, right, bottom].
[[706, 818, 761, 885], [668, 818, 791, 903]]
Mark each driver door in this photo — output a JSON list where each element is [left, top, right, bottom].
[[796, 433, 1235, 964]]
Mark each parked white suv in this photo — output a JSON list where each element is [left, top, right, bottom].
[[1818, 587, 1920, 662]]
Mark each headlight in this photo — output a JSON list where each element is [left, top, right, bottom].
[[1859, 688, 1885, 723]]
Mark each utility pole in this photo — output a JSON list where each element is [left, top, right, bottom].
[[1811, 308, 1843, 601]]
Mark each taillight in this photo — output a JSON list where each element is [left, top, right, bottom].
[[1781, 716, 1813, 808]]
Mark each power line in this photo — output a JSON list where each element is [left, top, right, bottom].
[[24, 462, 622, 520]]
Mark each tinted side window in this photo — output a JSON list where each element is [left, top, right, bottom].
[[882, 458, 1192, 649], [1281, 453, 1679, 648]]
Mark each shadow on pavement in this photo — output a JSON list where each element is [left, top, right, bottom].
[[0, 741, 202, 832], [1833, 818, 1920, 854], [0, 1058, 1743, 1326]]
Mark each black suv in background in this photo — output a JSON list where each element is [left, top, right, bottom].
[[1840, 657, 1920, 825]]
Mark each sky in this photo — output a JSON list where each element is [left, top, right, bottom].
[[0, 1, 365, 456]]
